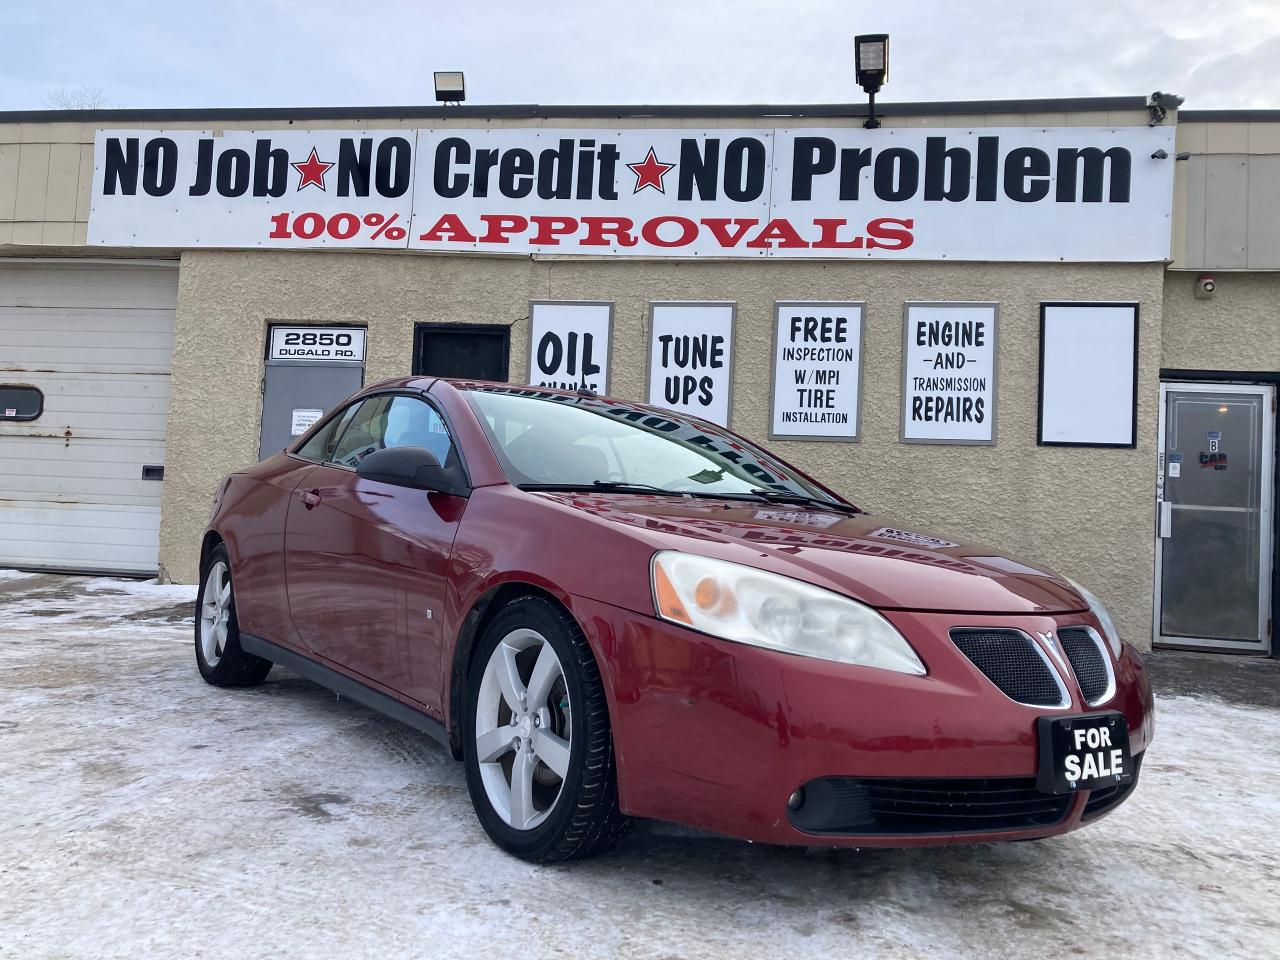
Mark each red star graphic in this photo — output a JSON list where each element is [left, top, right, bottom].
[[626, 147, 676, 194], [291, 148, 334, 191]]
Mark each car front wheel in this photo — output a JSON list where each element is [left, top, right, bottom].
[[194, 545, 272, 687], [463, 596, 628, 862]]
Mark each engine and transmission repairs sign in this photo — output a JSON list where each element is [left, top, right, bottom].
[[901, 302, 998, 444], [88, 126, 1174, 261]]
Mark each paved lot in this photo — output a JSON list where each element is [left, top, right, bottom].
[[1, 571, 1278, 960]]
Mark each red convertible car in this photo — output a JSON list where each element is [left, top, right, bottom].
[[197, 377, 1153, 861]]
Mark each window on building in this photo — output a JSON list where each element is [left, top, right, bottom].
[[0, 385, 44, 421], [413, 324, 510, 382]]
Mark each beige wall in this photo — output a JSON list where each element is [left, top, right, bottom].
[[159, 250, 1166, 649], [1162, 269, 1280, 370], [1171, 119, 1280, 270]]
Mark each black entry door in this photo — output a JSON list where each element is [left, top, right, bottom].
[[413, 324, 510, 381]]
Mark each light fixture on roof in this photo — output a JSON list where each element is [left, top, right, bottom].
[[854, 34, 889, 129], [434, 71, 466, 104]]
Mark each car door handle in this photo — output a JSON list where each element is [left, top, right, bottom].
[[299, 489, 321, 510]]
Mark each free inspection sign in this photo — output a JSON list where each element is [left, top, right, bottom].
[[88, 126, 1175, 261], [770, 302, 864, 440]]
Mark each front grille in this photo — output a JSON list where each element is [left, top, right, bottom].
[[950, 629, 1064, 706], [1082, 752, 1143, 820], [1059, 627, 1111, 703], [789, 775, 1072, 835]]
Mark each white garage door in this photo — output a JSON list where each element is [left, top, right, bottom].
[[0, 261, 178, 575]]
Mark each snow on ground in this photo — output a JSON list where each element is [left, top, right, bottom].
[[1, 572, 1278, 960]]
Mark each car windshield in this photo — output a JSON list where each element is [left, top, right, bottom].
[[463, 387, 848, 504]]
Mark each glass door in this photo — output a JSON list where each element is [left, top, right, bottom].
[[1155, 383, 1274, 652]]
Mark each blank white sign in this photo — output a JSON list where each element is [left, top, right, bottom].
[[1039, 303, 1138, 446]]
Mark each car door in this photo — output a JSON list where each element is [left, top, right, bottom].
[[284, 392, 466, 709]]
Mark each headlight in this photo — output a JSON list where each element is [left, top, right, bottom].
[[1066, 577, 1122, 658], [651, 551, 926, 675]]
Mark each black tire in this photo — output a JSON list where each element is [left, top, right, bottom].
[[463, 596, 629, 862], [194, 544, 272, 688]]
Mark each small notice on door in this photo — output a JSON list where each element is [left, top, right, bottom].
[[1168, 461, 1181, 477], [291, 408, 324, 436]]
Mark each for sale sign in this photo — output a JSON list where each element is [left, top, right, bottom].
[[770, 302, 864, 440], [646, 303, 735, 427], [89, 125, 1175, 262], [901, 303, 998, 444]]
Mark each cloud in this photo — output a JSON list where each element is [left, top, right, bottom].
[[2, 0, 1278, 111], [1184, 35, 1280, 107]]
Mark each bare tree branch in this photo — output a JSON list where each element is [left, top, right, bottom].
[[42, 86, 112, 110]]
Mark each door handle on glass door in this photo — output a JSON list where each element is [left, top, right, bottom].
[[300, 490, 321, 509], [1158, 500, 1172, 538]]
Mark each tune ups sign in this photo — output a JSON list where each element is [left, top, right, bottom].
[[88, 125, 1174, 261]]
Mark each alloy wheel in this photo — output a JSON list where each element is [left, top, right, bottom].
[[199, 560, 232, 668], [474, 628, 572, 831]]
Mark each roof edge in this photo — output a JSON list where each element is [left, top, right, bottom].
[[0, 95, 1152, 125], [1179, 109, 1280, 122]]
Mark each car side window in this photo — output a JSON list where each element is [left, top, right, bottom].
[[383, 396, 457, 466], [321, 394, 457, 471], [329, 395, 393, 468], [295, 402, 360, 462]]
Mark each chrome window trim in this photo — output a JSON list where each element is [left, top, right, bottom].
[[1057, 624, 1118, 707]]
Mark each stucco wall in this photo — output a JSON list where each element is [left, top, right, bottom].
[[159, 250, 1165, 649], [1162, 270, 1280, 371]]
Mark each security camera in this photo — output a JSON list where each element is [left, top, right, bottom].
[[1147, 91, 1185, 126], [1151, 148, 1169, 160], [1148, 91, 1185, 109], [1195, 274, 1216, 300]]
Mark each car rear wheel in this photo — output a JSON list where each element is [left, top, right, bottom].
[[195, 545, 272, 687], [463, 596, 628, 862]]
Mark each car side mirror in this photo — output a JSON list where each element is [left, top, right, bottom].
[[355, 445, 469, 496]]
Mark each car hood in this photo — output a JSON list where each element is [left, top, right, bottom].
[[547, 493, 1086, 614]]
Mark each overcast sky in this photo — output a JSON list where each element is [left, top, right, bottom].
[[5, 0, 1279, 112]]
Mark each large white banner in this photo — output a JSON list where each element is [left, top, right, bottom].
[[89, 129, 415, 248], [89, 126, 1175, 261], [646, 303, 735, 427]]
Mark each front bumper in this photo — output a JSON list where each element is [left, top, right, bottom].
[[572, 596, 1154, 847]]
